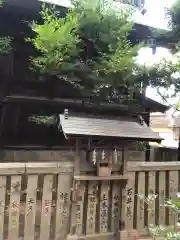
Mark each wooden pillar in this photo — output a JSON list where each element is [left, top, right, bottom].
[[122, 148, 128, 174], [117, 148, 129, 240], [0, 103, 21, 144], [0, 103, 7, 140], [18, 107, 29, 144], [178, 128, 180, 161], [144, 109, 150, 162], [150, 147, 155, 162], [12, 104, 20, 140], [67, 139, 81, 240]]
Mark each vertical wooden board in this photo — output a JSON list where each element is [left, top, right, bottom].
[[111, 181, 120, 232], [159, 171, 166, 226], [70, 139, 82, 236], [0, 176, 6, 240], [169, 171, 179, 226], [120, 181, 126, 231], [76, 182, 85, 235], [55, 174, 71, 240], [39, 175, 53, 240], [150, 148, 155, 162], [148, 172, 156, 226], [126, 173, 135, 230], [137, 172, 145, 231], [8, 175, 21, 240], [24, 175, 38, 240], [86, 181, 98, 234], [99, 181, 109, 233]]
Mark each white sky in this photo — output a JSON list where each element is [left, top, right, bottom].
[[144, 0, 174, 29]]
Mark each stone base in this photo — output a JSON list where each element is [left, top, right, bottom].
[[66, 234, 79, 240], [116, 230, 140, 240]]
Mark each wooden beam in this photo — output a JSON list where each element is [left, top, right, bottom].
[[79, 232, 114, 240], [127, 161, 180, 172], [0, 162, 73, 175], [3, 95, 136, 110], [74, 175, 128, 181], [0, 160, 179, 174], [3, 95, 166, 113]]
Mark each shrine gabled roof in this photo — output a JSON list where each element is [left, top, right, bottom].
[[137, 95, 169, 113], [38, 0, 167, 30], [59, 113, 163, 142]]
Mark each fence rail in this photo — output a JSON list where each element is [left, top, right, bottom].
[[127, 161, 180, 171], [0, 161, 178, 239]]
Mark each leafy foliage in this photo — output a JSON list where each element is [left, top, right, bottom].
[[0, 0, 12, 55], [0, 37, 12, 55], [28, 115, 58, 126], [136, 0, 180, 101], [27, 4, 80, 75], [136, 0, 180, 100], [141, 193, 180, 239], [27, 0, 180, 100], [167, 0, 180, 32], [27, 0, 144, 97]]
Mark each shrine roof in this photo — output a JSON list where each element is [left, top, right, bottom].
[[59, 113, 162, 142], [137, 95, 169, 112]]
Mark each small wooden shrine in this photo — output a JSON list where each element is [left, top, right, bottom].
[[57, 107, 163, 239]]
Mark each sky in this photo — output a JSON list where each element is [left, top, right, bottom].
[[144, 0, 174, 29]]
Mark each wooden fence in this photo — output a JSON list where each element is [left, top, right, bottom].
[[0, 161, 179, 240], [126, 161, 180, 238]]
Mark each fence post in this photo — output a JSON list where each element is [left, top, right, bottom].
[[67, 139, 81, 240]]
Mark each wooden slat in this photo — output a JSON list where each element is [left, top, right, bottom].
[[126, 173, 135, 230], [120, 181, 126, 232], [76, 182, 85, 235], [137, 172, 145, 231], [24, 175, 38, 240], [99, 181, 109, 233], [159, 171, 166, 226], [148, 172, 156, 226], [0, 176, 6, 240], [86, 181, 98, 234], [111, 181, 120, 232], [39, 175, 53, 240], [169, 171, 179, 226], [8, 175, 21, 240], [55, 174, 71, 240]]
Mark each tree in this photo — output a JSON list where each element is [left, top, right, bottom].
[[27, 0, 180, 102], [0, 0, 11, 55], [27, 0, 143, 99], [148, 0, 180, 98]]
